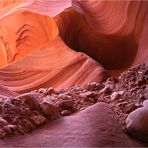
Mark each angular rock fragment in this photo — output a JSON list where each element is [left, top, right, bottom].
[[87, 82, 105, 91], [61, 110, 72, 116], [110, 92, 121, 101], [79, 91, 92, 98], [40, 101, 60, 119], [59, 100, 74, 110], [38, 88, 47, 94], [99, 86, 112, 95], [46, 87, 56, 95], [16, 93, 40, 111], [38, 88, 56, 95], [57, 94, 72, 100]]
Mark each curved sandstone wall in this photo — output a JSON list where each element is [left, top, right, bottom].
[[0, 0, 147, 93]]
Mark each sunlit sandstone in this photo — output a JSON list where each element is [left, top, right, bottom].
[[0, 0, 147, 93]]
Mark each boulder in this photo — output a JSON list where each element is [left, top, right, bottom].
[[59, 100, 74, 110], [126, 107, 148, 142], [40, 101, 60, 119], [16, 93, 40, 111]]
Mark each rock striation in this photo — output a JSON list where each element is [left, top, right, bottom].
[[0, 1, 147, 93], [0, 0, 147, 146]]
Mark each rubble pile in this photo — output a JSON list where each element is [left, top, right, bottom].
[[0, 63, 147, 140]]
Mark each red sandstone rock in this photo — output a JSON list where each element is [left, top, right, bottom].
[[16, 93, 40, 111], [126, 107, 148, 143], [59, 100, 74, 110], [0, 0, 147, 146], [40, 101, 60, 119]]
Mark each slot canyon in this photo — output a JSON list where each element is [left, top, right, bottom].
[[0, 0, 147, 147]]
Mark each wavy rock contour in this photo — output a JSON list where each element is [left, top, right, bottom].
[[0, 1, 147, 93]]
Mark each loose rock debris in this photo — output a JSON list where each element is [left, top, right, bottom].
[[0, 63, 147, 142]]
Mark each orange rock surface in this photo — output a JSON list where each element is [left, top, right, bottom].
[[0, 0, 147, 94], [0, 1, 148, 146]]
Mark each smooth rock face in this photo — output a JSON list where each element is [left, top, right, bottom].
[[0, 1, 147, 93], [0, 103, 146, 147], [126, 107, 148, 142]]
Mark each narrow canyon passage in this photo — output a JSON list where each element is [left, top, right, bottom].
[[0, 0, 147, 93], [0, 0, 147, 147], [56, 8, 138, 70]]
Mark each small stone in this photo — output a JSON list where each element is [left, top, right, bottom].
[[79, 91, 92, 98], [38, 87, 56, 95], [118, 102, 127, 107], [30, 115, 46, 126], [33, 90, 38, 93], [59, 100, 74, 110], [0, 117, 8, 126], [88, 82, 105, 91], [0, 129, 6, 138], [118, 91, 124, 95], [143, 100, 148, 107], [126, 107, 148, 142], [16, 93, 40, 111], [95, 83, 105, 90], [110, 92, 120, 101], [46, 87, 56, 95], [122, 103, 137, 114], [99, 86, 112, 95], [57, 94, 72, 100], [38, 88, 47, 94], [61, 110, 72, 116], [80, 107, 86, 111], [40, 101, 60, 119], [110, 91, 124, 101], [88, 82, 97, 88]]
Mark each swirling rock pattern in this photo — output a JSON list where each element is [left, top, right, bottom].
[[0, 1, 147, 146], [0, 1, 147, 94], [0, 36, 106, 93]]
